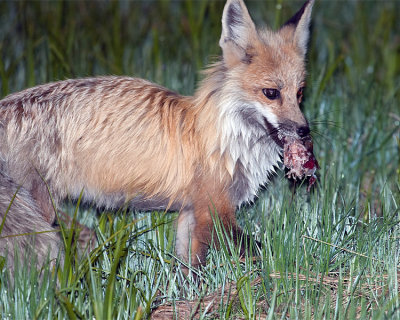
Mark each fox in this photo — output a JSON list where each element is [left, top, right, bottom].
[[0, 0, 317, 274]]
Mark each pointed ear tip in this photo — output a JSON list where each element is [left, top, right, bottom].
[[224, 0, 244, 9]]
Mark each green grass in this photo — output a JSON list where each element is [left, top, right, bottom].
[[0, 0, 399, 319]]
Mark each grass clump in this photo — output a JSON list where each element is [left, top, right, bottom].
[[0, 0, 399, 319]]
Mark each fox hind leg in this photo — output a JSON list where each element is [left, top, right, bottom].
[[0, 172, 61, 274]]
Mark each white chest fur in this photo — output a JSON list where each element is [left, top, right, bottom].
[[218, 97, 282, 205]]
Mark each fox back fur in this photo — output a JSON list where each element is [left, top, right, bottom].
[[0, 0, 315, 272]]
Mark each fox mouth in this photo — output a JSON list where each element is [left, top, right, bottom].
[[263, 118, 319, 190]]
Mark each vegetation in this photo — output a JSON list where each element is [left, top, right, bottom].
[[0, 1, 399, 318]]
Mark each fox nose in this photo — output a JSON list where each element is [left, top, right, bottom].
[[297, 126, 310, 138]]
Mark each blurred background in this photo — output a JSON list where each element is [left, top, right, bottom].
[[1, 1, 399, 94]]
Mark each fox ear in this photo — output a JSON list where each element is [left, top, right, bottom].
[[219, 0, 258, 66], [283, 0, 314, 57]]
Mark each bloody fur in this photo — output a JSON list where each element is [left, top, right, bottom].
[[0, 0, 316, 272]]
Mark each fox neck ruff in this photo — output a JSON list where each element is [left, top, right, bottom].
[[195, 64, 282, 206]]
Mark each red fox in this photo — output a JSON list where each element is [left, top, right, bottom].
[[0, 0, 317, 272]]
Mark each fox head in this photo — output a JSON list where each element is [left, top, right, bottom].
[[199, 0, 315, 203], [218, 0, 314, 145]]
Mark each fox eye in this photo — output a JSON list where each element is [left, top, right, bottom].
[[262, 88, 280, 100], [297, 87, 305, 102]]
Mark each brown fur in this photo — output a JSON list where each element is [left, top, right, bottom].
[[0, 0, 315, 272]]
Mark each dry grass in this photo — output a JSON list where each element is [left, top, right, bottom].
[[152, 270, 399, 319]]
